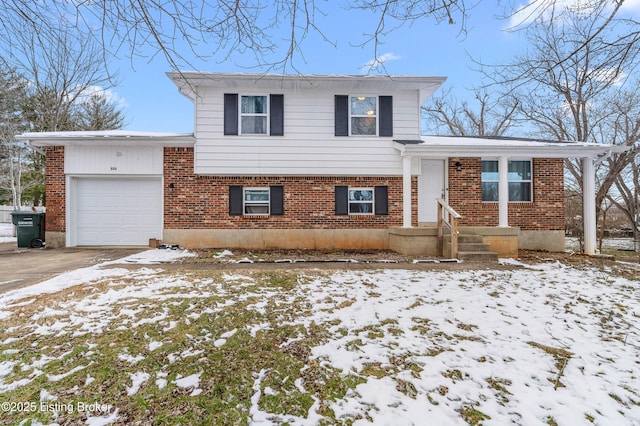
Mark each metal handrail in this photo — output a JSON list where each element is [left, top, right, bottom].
[[436, 198, 462, 259]]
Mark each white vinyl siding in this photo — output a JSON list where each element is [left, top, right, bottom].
[[65, 146, 163, 175], [193, 88, 420, 175]]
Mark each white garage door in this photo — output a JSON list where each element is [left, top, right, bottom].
[[75, 177, 162, 246]]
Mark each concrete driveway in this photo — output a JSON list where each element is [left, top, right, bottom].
[[0, 242, 145, 293]]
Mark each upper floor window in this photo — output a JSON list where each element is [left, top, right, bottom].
[[350, 96, 377, 136], [240, 95, 268, 134], [482, 160, 532, 202], [224, 94, 284, 136], [335, 95, 393, 137]]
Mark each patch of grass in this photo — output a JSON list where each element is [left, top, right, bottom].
[[443, 369, 464, 382], [528, 341, 573, 389], [0, 270, 372, 425], [609, 392, 627, 407], [453, 333, 485, 342], [457, 323, 478, 332], [486, 377, 512, 405], [253, 271, 301, 290], [546, 416, 559, 426], [361, 362, 395, 378], [459, 404, 491, 425], [410, 317, 431, 335], [426, 346, 447, 357], [395, 379, 418, 398], [389, 355, 423, 378]]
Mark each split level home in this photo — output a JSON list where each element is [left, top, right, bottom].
[[17, 72, 624, 259]]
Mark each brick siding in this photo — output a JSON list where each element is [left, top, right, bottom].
[[164, 147, 411, 229], [44, 147, 564, 235], [447, 157, 565, 231], [45, 147, 65, 232]]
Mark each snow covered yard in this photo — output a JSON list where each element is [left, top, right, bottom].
[[0, 222, 16, 243], [0, 252, 639, 425]]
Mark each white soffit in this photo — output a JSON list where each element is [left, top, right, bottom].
[[167, 71, 447, 104], [16, 130, 195, 147], [394, 136, 629, 159]]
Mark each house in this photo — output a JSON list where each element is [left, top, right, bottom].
[[17, 72, 622, 258]]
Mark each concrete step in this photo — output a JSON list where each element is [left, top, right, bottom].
[[458, 242, 492, 252], [457, 251, 500, 262], [458, 234, 484, 244], [444, 234, 499, 262]]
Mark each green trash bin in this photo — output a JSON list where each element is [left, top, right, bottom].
[[10, 211, 45, 248]]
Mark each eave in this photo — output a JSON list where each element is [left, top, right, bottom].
[[16, 130, 195, 148], [394, 136, 630, 159], [167, 71, 447, 104]]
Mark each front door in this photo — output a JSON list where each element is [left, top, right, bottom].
[[418, 159, 446, 223]]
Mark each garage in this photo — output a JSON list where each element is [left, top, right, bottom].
[[74, 177, 163, 246], [14, 131, 195, 248]]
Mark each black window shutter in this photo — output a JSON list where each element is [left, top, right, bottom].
[[270, 94, 284, 136], [379, 96, 393, 137], [374, 186, 389, 215], [335, 186, 348, 215], [335, 95, 349, 136], [224, 94, 239, 135], [229, 185, 243, 215], [270, 186, 284, 215]]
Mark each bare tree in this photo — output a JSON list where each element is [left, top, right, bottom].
[[481, 5, 639, 247], [0, 26, 126, 209], [422, 88, 518, 136], [0, 59, 29, 208], [0, 1, 634, 75], [9, 28, 116, 132], [601, 84, 640, 246]]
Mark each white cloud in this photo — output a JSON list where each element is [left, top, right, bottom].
[[73, 85, 128, 108], [361, 52, 402, 73], [621, 0, 640, 10]]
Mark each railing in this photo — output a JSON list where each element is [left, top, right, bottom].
[[437, 198, 462, 259]]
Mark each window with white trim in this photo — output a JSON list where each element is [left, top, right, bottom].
[[350, 96, 377, 136], [244, 188, 270, 214], [240, 95, 268, 134], [482, 160, 532, 202], [348, 188, 374, 214]]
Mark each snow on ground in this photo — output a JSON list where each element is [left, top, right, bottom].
[[565, 236, 637, 251], [0, 248, 196, 319], [0, 251, 639, 424], [0, 222, 16, 243], [308, 262, 640, 425]]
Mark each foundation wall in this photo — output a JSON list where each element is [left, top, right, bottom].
[[163, 228, 390, 250], [518, 230, 565, 252]]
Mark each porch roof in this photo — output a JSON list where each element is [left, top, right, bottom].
[[394, 136, 628, 159]]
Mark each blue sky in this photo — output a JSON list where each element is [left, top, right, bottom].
[[109, 1, 639, 134]]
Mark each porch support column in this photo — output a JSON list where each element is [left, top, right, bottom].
[[498, 156, 509, 227], [402, 155, 413, 227], [583, 157, 597, 255]]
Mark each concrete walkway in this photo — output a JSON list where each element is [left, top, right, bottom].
[[0, 243, 145, 293]]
